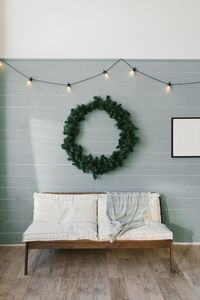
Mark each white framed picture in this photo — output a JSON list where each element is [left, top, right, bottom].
[[171, 118, 200, 157]]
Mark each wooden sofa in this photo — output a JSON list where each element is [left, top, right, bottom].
[[23, 192, 173, 275]]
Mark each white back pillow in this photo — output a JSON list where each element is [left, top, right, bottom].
[[33, 193, 97, 224], [147, 193, 161, 223]]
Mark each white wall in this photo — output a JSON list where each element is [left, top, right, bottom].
[[0, 0, 200, 59]]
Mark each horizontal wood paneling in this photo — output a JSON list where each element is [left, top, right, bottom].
[[1, 59, 200, 243], [0, 233, 22, 244], [1, 164, 200, 176], [0, 199, 33, 210], [1, 175, 200, 188]]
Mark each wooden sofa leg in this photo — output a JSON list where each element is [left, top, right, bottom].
[[24, 242, 29, 276], [170, 241, 173, 274]]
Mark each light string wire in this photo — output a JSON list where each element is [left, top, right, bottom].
[[1, 58, 200, 88]]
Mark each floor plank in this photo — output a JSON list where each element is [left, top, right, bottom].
[[0, 247, 13, 279], [23, 249, 52, 300], [131, 249, 165, 300], [77, 250, 94, 300], [157, 277, 182, 300], [106, 249, 121, 278], [118, 255, 147, 300], [93, 250, 111, 300], [40, 276, 62, 300], [109, 277, 129, 300], [58, 277, 78, 300]]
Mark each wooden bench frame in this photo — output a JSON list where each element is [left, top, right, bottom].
[[24, 192, 173, 275]]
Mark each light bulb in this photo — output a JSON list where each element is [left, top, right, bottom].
[[166, 82, 171, 93], [103, 70, 109, 79], [66, 82, 72, 92], [26, 77, 32, 86], [0, 61, 3, 68], [129, 67, 136, 76]]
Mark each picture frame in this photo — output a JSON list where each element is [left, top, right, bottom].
[[171, 117, 200, 157]]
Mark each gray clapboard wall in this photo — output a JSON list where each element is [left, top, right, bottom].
[[0, 59, 200, 244]]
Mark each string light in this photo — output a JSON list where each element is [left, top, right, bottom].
[[2, 58, 200, 94], [26, 77, 33, 86], [66, 82, 72, 92], [166, 82, 171, 93], [103, 70, 109, 79], [129, 67, 136, 76]]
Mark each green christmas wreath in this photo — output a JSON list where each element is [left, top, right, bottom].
[[61, 96, 139, 179]]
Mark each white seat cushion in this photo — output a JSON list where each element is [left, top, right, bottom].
[[33, 193, 97, 224], [23, 222, 97, 242], [98, 222, 173, 241]]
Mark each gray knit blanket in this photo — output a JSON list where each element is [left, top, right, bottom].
[[106, 192, 150, 243]]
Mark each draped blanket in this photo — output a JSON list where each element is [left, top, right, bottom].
[[106, 192, 150, 243]]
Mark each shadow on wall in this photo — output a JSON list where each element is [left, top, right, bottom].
[[29, 118, 63, 191], [161, 194, 194, 243]]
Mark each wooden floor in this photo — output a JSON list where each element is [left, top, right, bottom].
[[0, 245, 200, 300]]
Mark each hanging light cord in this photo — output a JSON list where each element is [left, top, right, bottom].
[[1, 58, 200, 88]]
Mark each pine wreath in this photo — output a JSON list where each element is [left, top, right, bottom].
[[61, 96, 139, 179]]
